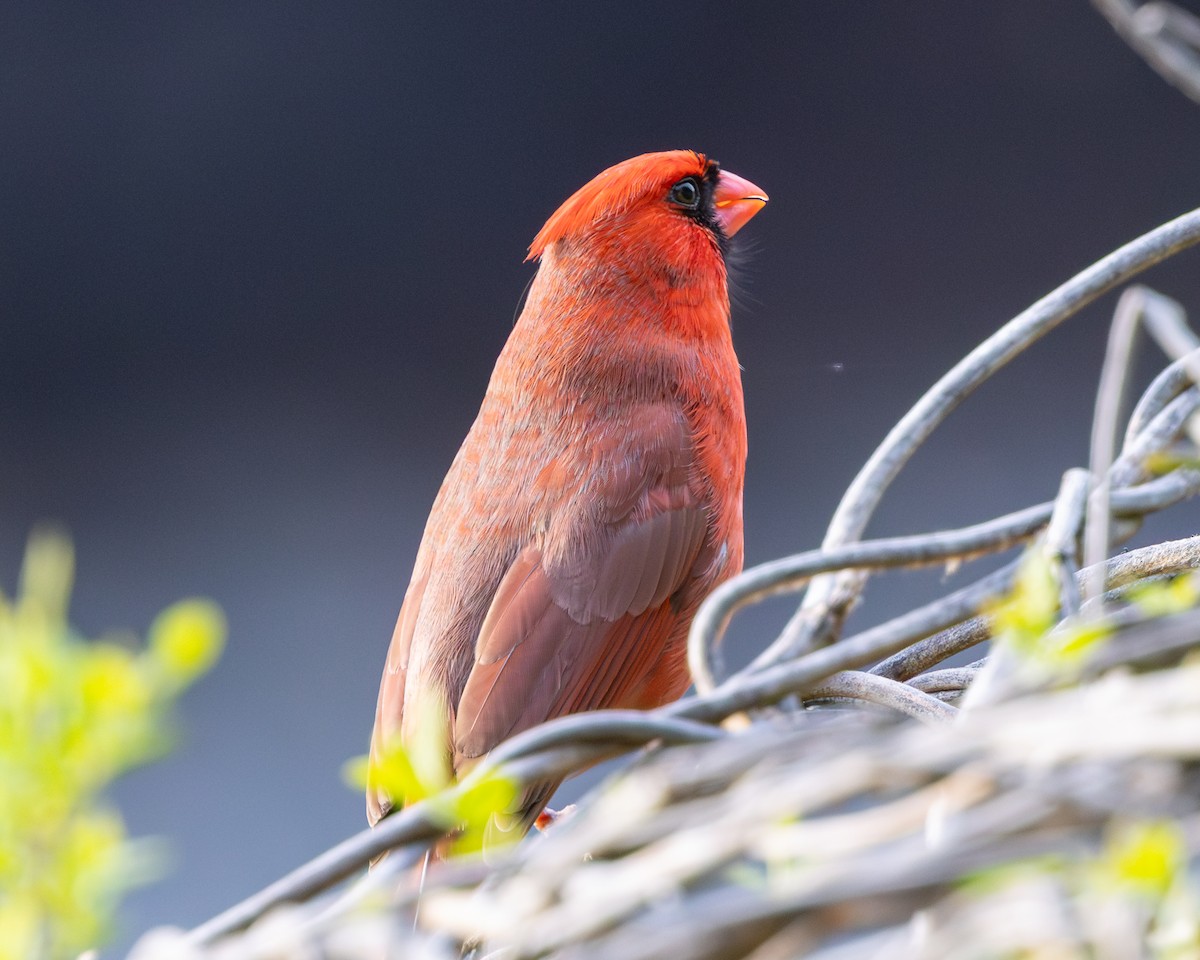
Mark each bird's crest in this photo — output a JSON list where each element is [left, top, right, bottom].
[[526, 150, 713, 261]]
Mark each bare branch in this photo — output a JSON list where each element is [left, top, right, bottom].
[[1084, 288, 1145, 603], [872, 533, 1200, 682], [694, 404, 1200, 696], [906, 665, 983, 694], [778, 204, 1200, 661], [1094, 0, 1200, 105], [1111, 386, 1200, 488], [1045, 469, 1090, 617], [806, 671, 959, 724], [1125, 345, 1200, 446], [1137, 286, 1200, 359], [687, 503, 1051, 694]]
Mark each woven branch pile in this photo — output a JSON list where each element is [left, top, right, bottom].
[[131, 204, 1200, 959]]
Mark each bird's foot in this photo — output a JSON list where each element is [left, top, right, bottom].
[[534, 804, 577, 832]]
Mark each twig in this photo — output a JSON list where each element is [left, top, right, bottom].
[[1107, 465, 1200, 512], [1137, 286, 1200, 360], [1084, 287, 1145, 603], [1093, 0, 1200, 105], [1111, 386, 1200, 488], [1125, 346, 1200, 447], [907, 665, 983, 694], [871, 615, 994, 683], [1137, 288, 1200, 447], [485, 712, 725, 765], [806, 671, 958, 724], [1046, 469, 1091, 617], [1083, 290, 1200, 598], [1083, 605, 1200, 674], [705, 457, 1200, 695], [185, 837, 429, 947], [871, 534, 1200, 681], [680, 564, 1023, 726], [687, 503, 1052, 693], [1100, 532, 1200, 589]]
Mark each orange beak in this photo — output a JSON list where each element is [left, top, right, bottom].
[[713, 170, 768, 237]]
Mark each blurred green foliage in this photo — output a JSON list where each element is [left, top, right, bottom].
[[344, 695, 519, 857], [964, 819, 1198, 955], [0, 530, 225, 960], [1095, 820, 1186, 901], [1129, 570, 1200, 618], [991, 547, 1200, 678], [989, 547, 1111, 671], [978, 553, 1200, 953]]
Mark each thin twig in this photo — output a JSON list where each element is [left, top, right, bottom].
[[1137, 286, 1200, 360], [1046, 469, 1090, 617], [1094, 0, 1200, 105], [706, 460, 1200, 695], [1125, 346, 1200, 447], [485, 712, 726, 766], [871, 534, 1200, 681], [871, 615, 994, 683], [907, 665, 983, 694], [1111, 386, 1200, 488], [1083, 605, 1200, 674], [806, 671, 958, 724], [185, 837, 430, 947], [1084, 287, 1145, 603], [687, 503, 1052, 693], [1132, 286, 1200, 445], [1108, 465, 1200, 512]]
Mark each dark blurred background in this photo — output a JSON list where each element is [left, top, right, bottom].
[[3, 0, 1199, 946]]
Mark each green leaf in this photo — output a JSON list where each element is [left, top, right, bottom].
[[990, 546, 1112, 673], [148, 599, 227, 688], [360, 738, 430, 807], [1095, 820, 1184, 900], [989, 547, 1060, 656], [17, 529, 74, 626], [360, 694, 452, 812], [447, 768, 522, 856], [1129, 573, 1200, 618]]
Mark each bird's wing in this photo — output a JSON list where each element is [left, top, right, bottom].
[[453, 411, 715, 766], [366, 562, 432, 825]]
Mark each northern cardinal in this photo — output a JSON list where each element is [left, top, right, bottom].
[[367, 150, 767, 834]]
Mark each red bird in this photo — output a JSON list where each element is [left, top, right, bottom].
[[367, 150, 767, 831]]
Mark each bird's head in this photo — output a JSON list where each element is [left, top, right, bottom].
[[526, 151, 767, 284]]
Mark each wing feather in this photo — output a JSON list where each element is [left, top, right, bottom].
[[454, 500, 708, 765], [369, 401, 731, 831], [367, 565, 431, 825]]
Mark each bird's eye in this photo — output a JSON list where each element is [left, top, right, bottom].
[[669, 178, 700, 209]]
